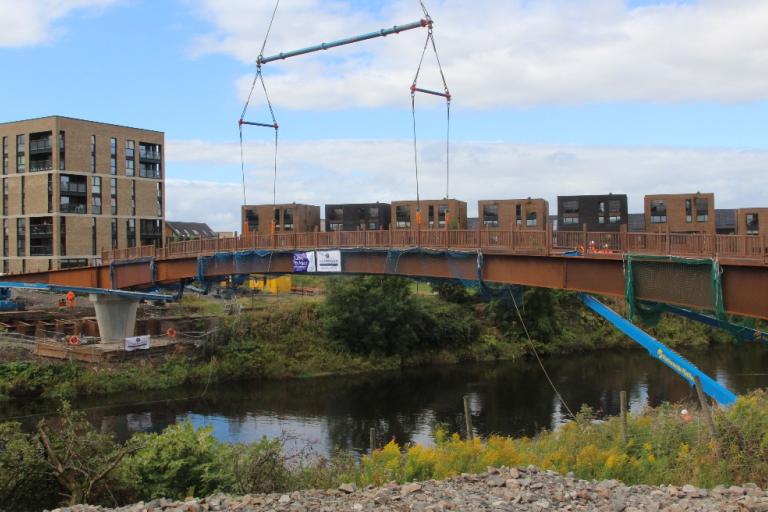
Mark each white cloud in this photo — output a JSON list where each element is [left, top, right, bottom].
[[166, 138, 768, 232], [0, 0, 119, 47], [192, 0, 768, 109]]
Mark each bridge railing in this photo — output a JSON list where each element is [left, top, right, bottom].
[[101, 229, 768, 266]]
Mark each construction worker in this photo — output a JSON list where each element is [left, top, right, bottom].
[[66, 291, 75, 309]]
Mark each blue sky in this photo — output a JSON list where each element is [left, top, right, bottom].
[[1, 0, 766, 229]]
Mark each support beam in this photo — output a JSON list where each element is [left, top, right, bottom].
[[90, 294, 140, 343], [580, 294, 737, 406]]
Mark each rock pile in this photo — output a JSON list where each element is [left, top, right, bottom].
[[48, 465, 768, 511]]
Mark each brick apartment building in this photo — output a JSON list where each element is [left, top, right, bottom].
[[325, 202, 390, 231], [390, 199, 467, 229], [556, 194, 628, 232], [478, 198, 549, 230], [644, 193, 715, 235], [242, 203, 321, 235], [736, 208, 767, 237], [0, 116, 164, 274]]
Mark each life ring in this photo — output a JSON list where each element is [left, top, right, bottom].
[[166, 328, 177, 338], [68, 335, 81, 346]]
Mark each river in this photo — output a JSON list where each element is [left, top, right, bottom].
[[7, 344, 768, 454]]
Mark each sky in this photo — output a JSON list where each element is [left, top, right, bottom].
[[0, 0, 766, 231]]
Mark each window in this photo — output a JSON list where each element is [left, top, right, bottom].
[[515, 204, 522, 226], [695, 198, 709, 222], [127, 219, 136, 247], [90, 135, 96, 172], [125, 140, 135, 176], [745, 213, 759, 235], [92, 196, 102, 215], [20, 176, 24, 215], [47, 174, 52, 213], [16, 218, 25, 257], [16, 134, 24, 152], [246, 210, 259, 232], [608, 199, 622, 224], [110, 156, 117, 174], [29, 217, 53, 256], [562, 200, 579, 225], [111, 218, 118, 248], [483, 204, 499, 227], [396, 205, 411, 228], [110, 178, 117, 215], [58, 131, 65, 170], [110, 138, 117, 174], [283, 208, 294, 231], [92, 217, 97, 255], [650, 200, 667, 224], [130, 180, 136, 216], [685, 199, 692, 223], [438, 205, 448, 228], [369, 207, 379, 218], [330, 207, 343, 220], [156, 182, 162, 217], [1, 136, 7, 175], [526, 211, 538, 227], [60, 174, 88, 213], [329, 222, 343, 231], [16, 154, 25, 173], [2, 220, 7, 261], [60, 217, 66, 256], [110, 137, 117, 154], [92, 176, 102, 195], [598, 201, 606, 224], [2, 178, 7, 216]]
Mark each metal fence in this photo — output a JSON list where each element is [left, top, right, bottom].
[[103, 229, 768, 265]]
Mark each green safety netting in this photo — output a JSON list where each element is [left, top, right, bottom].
[[624, 254, 725, 325]]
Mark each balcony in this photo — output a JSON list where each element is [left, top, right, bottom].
[[60, 203, 86, 214], [30, 245, 53, 256], [60, 182, 87, 195], [139, 150, 161, 161], [29, 139, 52, 154], [30, 159, 53, 172], [30, 224, 53, 237]]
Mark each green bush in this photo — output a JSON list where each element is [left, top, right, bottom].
[[120, 421, 235, 501]]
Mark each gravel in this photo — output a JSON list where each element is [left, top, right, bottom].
[[47, 465, 768, 511]]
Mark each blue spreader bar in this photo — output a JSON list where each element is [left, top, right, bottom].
[[580, 294, 737, 406]]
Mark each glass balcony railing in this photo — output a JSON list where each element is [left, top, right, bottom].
[[139, 150, 161, 161], [30, 160, 53, 172], [29, 139, 52, 153], [30, 246, 53, 256], [60, 203, 86, 214], [30, 224, 53, 236], [60, 182, 87, 194]]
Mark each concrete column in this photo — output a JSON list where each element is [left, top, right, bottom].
[[90, 294, 140, 343]]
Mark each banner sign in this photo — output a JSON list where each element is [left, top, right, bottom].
[[125, 335, 151, 351], [293, 251, 316, 272], [316, 250, 342, 273]]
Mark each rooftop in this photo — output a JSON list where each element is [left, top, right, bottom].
[[0, 115, 163, 134]]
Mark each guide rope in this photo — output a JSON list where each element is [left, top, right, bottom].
[[509, 288, 576, 419], [410, 0, 451, 222]]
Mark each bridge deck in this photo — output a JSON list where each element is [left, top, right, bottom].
[[1, 229, 766, 320]]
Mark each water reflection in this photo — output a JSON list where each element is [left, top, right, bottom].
[[7, 345, 768, 455]]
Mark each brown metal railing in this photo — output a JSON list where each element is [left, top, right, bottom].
[[102, 230, 768, 266]]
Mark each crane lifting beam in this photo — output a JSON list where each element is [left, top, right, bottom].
[[257, 19, 431, 65], [580, 293, 737, 406]]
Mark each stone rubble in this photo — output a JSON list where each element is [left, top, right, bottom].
[[47, 465, 768, 512]]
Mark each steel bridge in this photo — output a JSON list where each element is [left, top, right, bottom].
[[2, 228, 766, 320]]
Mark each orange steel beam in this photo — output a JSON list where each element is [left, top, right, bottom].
[[2, 251, 766, 320]]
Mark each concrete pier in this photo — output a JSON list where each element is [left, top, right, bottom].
[[90, 294, 140, 343]]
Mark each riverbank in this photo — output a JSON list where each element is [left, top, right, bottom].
[[0, 281, 743, 401], [5, 391, 768, 510], [50, 467, 768, 512]]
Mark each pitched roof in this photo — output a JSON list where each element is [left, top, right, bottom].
[[166, 221, 216, 239]]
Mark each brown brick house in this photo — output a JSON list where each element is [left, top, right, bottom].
[[478, 198, 549, 230], [242, 203, 320, 235], [390, 199, 467, 229], [644, 193, 715, 235]]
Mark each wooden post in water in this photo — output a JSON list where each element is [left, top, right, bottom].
[[369, 427, 376, 454], [463, 395, 474, 441], [620, 390, 628, 445], [693, 375, 721, 457]]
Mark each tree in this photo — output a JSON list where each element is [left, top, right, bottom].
[[322, 276, 420, 357], [430, 280, 473, 304], [35, 402, 143, 506]]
